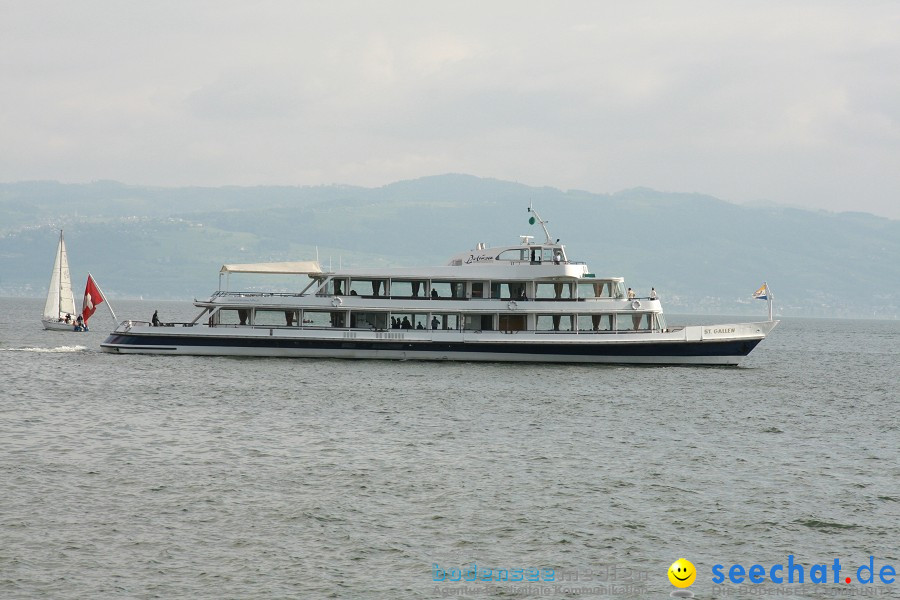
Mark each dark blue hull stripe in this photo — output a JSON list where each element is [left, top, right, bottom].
[[103, 334, 761, 357]]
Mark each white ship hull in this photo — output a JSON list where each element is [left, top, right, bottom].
[[101, 320, 777, 366]]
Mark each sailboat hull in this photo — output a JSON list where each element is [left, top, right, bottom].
[[41, 318, 87, 331]]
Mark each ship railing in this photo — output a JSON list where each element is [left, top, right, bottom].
[[500, 259, 589, 266], [119, 320, 198, 328], [207, 292, 660, 306], [533, 329, 661, 334], [211, 291, 309, 298], [303, 294, 638, 301], [201, 323, 669, 334]]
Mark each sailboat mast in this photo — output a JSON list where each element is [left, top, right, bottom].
[[58, 230, 63, 319]]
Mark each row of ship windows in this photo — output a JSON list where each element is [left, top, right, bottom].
[[212, 309, 666, 332], [320, 280, 630, 300]]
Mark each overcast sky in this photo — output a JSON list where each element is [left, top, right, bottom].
[[2, 1, 898, 218]]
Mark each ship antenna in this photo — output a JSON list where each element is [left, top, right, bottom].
[[527, 203, 553, 244]]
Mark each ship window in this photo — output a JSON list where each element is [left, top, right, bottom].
[[388, 313, 428, 330], [577, 281, 614, 299], [430, 313, 459, 330], [496, 249, 527, 261], [256, 309, 299, 327], [530, 248, 542, 264], [577, 283, 597, 299], [577, 314, 612, 331], [327, 278, 348, 296], [471, 282, 484, 298], [216, 308, 251, 326], [348, 278, 388, 297], [350, 311, 388, 330], [491, 281, 527, 299], [656, 313, 667, 331], [536, 314, 574, 331], [616, 312, 650, 331], [499, 315, 527, 331], [301, 310, 346, 328], [543, 248, 554, 262], [535, 282, 573, 299], [614, 282, 626, 299], [463, 314, 494, 331], [431, 281, 463, 299], [391, 280, 427, 298]]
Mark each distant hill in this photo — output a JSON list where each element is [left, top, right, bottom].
[[1, 175, 898, 318]]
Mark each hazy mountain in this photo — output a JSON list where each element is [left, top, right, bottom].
[[1, 175, 898, 318]]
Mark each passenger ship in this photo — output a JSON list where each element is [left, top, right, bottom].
[[101, 208, 777, 365]]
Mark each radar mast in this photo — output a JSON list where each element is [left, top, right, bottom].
[[527, 204, 553, 244]]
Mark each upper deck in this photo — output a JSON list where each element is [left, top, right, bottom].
[[323, 240, 592, 282], [215, 208, 632, 302]]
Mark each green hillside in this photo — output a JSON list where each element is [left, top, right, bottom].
[[1, 176, 897, 317]]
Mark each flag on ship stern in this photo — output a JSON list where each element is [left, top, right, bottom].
[[82, 275, 105, 324]]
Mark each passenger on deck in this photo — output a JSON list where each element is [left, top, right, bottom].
[[649, 287, 658, 300], [391, 317, 399, 329], [627, 288, 636, 300], [401, 316, 412, 329], [554, 251, 562, 265], [416, 322, 424, 330], [431, 316, 439, 330], [431, 289, 438, 298], [152, 310, 160, 326]]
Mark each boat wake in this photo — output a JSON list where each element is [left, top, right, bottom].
[[2, 345, 88, 353]]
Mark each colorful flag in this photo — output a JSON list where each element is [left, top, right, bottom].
[[82, 275, 105, 324], [752, 283, 768, 300]]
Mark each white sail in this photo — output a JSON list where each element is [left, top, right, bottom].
[[43, 231, 77, 320]]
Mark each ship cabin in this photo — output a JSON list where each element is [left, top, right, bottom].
[[198, 239, 667, 334]]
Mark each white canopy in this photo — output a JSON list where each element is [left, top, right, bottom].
[[219, 261, 322, 275]]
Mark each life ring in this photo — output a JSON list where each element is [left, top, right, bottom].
[[331, 297, 343, 307], [631, 299, 641, 310], [508, 300, 518, 310]]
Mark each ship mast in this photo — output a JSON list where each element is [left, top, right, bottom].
[[527, 204, 553, 244]]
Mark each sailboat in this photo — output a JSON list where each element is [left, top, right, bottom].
[[42, 230, 80, 331]]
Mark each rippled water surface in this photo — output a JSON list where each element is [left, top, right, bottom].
[[2, 298, 899, 599]]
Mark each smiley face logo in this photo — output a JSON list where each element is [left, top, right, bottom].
[[668, 558, 696, 588]]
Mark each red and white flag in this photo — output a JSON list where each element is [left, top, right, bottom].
[[82, 275, 105, 324]]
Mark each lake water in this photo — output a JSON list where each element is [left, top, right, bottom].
[[2, 297, 898, 599]]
